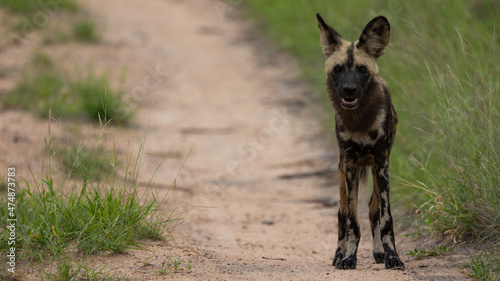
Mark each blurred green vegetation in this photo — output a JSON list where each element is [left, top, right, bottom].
[[0, 0, 77, 15], [244, 0, 499, 243], [0, 0, 103, 45], [73, 18, 100, 43], [2, 52, 134, 124]]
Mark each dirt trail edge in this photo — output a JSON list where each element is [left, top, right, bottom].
[[8, 0, 470, 280]]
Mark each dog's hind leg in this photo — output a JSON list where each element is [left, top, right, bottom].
[[369, 167, 385, 263]]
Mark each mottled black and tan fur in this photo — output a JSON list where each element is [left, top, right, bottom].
[[316, 13, 404, 270]]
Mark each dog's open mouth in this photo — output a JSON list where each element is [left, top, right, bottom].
[[341, 98, 359, 108]]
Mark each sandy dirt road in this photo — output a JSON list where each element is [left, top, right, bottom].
[[1, 0, 471, 280]]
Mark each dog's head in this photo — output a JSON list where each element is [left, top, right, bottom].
[[317, 14, 390, 110]]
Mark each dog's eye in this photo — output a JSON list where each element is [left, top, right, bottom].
[[333, 65, 342, 73], [358, 65, 368, 73]]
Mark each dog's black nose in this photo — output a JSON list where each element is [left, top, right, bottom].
[[343, 85, 356, 96]]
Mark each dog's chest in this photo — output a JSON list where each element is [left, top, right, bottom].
[[337, 110, 386, 147]]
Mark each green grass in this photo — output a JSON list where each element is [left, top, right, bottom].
[[74, 74, 132, 124], [60, 143, 113, 181], [154, 259, 193, 275], [243, 0, 499, 240], [0, 178, 7, 193], [0, 126, 178, 279], [0, 175, 172, 259], [0, 0, 77, 15], [44, 258, 114, 281], [406, 59, 499, 240], [1, 0, 102, 47], [2, 52, 134, 124], [1, 0, 77, 42], [469, 251, 500, 281], [73, 18, 100, 43], [407, 245, 455, 260]]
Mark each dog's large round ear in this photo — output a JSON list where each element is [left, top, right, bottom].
[[317, 13, 343, 57], [357, 16, 390, 58]]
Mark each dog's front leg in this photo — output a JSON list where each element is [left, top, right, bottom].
[[333, 156, 361, 269], [374, 159, 405, 270]]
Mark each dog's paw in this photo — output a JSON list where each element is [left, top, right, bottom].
[[373, 252, 385, 263], [332, 253, 344, 267], [385, 255, 405, 270], [335, 255, 357, 269]]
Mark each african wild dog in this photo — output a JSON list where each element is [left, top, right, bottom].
[[316, 14, 405, 270]]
